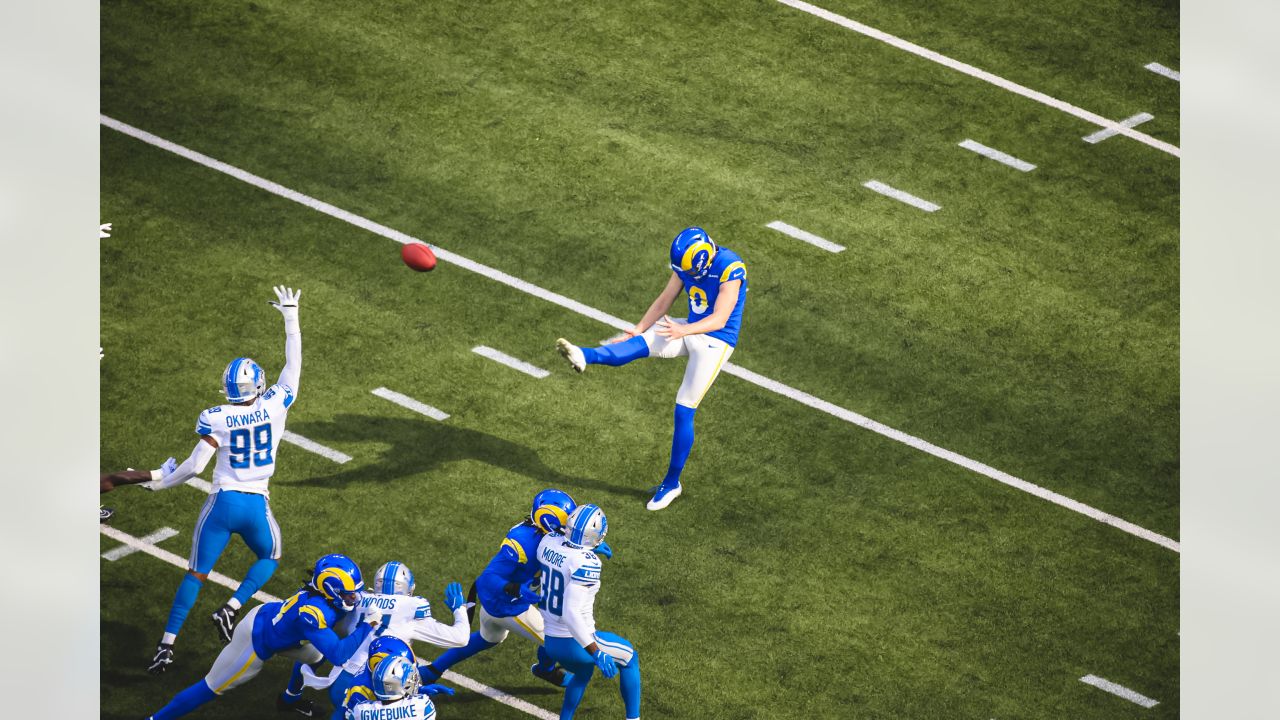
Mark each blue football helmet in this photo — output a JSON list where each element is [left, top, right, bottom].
[[311, 553, 364, 612], [373, 560, 416, 596], [222, 357, 267, 403], [530, 489, 577, 534], [372, 655, 421, 702], [366, 634, 416, 675], [565, 504, 608, 549], [669, 227, 718, 280]]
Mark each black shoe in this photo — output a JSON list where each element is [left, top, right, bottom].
[[147, 643, 174, 675], [531, 663, 570, 688], [211, 604, 238, 644], [276, 694, 315, 717], [100, 506, 114, 523]]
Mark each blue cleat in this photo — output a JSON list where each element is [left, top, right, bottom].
[[646, 481, 682, 511]]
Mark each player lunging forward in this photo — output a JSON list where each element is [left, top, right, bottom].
[[144, 285, 303, 673], [539, 504, 641, 720], [148, 554, 377, 720], [556, 227, 747, 511], [422, 489, 607, 687], [300, 560, 469, 718]]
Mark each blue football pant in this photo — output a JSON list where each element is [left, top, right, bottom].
[[544, 633, 641, 720]]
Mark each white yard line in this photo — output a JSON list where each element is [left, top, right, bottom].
[[281, 430, 353, 464], [863, 180, 942, 212], [472, 346, 551, 379], [1144, 62, 1180, 82], [101, 116, 1180, 553], [765, 221, 845, 253], [774, 0, 1180, 158], [1083, 113, 1154, 144], [1080, 674, 1159, 708], [958, 139, 1037, 172], [372, 387, 451, 421], [100, 525, 553, 719], [185, 477, 213, 493], [101, 526, 179, 561], [442, 672, 558, 720]]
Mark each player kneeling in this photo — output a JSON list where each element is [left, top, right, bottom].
[[539, 505, 641, 720], [346, 656, 438, 720]]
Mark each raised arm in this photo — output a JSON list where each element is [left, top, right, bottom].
[[270, 285, 302, 392]]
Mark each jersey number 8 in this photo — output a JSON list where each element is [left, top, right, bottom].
[[229, 423, 274, 469], [537, 564, 566, 616]]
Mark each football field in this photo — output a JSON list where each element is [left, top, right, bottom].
[[100, 1, 1179, 718]]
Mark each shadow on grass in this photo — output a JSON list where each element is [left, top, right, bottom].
[[287, 414, 649, 501]]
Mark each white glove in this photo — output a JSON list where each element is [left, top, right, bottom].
[[269, 285, 301, 332], [99, 223, 112, 238]]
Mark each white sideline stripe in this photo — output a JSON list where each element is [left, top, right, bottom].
[[774, 0, 1180, 158], [99, 526, 552, 720], [958, 139, 1037, 172], [863, 180, 941, 212], [441, 671, 559, 720], [1080, 674, 1159, 708], [281, 430, 353, 464], [1083, 113, 1154, 144], [1144, 62, 1180, 82], [101, 526, 179, 561], [766, 220, 845, 253], [101, 116, 1180, 553], [472, 346, 551, 378], [372, 386, 450, 421]]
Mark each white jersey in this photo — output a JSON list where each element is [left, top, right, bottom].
[[343, 593, 470, 675], [536, 533, 603, 647], [347, 695, 437, 720], [196, 383, 296, 495]]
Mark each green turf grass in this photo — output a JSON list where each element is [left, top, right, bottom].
[[102, 1, 1177, 717]]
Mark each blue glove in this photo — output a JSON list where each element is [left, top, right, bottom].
[[593, 650, 618, 679], [595, 541, 613, 560], [518, 579, 542, 605], [444, 582, 465, 612], [420, 684, 455, 697]]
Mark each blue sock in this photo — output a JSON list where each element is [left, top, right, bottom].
[[232, 558, 278, 607], [283, 662, 306, 698], [164, 572, 205, 636], [661, 404, 697, 488], [430, 631, 496, 673], [581, 336, 649, 366], [534, 645, 557, 672], [152, 679, 217, 720], [619, 654, 642, 719]]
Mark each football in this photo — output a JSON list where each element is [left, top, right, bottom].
[[401, 242, 437, 271]]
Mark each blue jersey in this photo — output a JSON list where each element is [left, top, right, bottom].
[[331, 668, 376, 720], [678, 247, 747, 346], [251, 589, 373, 664], [475, 521, 544, 618]]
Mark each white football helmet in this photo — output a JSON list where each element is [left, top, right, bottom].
[[373, 561, 416, 596], [222, 357, 266, 403], [373, 656, 421, 701], [565, 504, 608, 549]]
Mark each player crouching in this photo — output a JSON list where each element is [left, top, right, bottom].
[[346, 656, 439, 720]]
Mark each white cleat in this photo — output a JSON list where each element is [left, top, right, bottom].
[[556, 338, 586, 373], [646, 482, 682, 511]]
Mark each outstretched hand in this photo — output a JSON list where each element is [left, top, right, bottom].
[[444, 582, 466, 612], [269, 285, 301, 314], [654, 315, 686, 340], [519, 579, 542, 605]]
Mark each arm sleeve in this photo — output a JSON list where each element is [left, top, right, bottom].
[[410, 604, 471, 648], [304, 621, 374, 665], [475, 553, 522, 614], [277, 322, 301, 394], [149, 440, 216, 490]]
